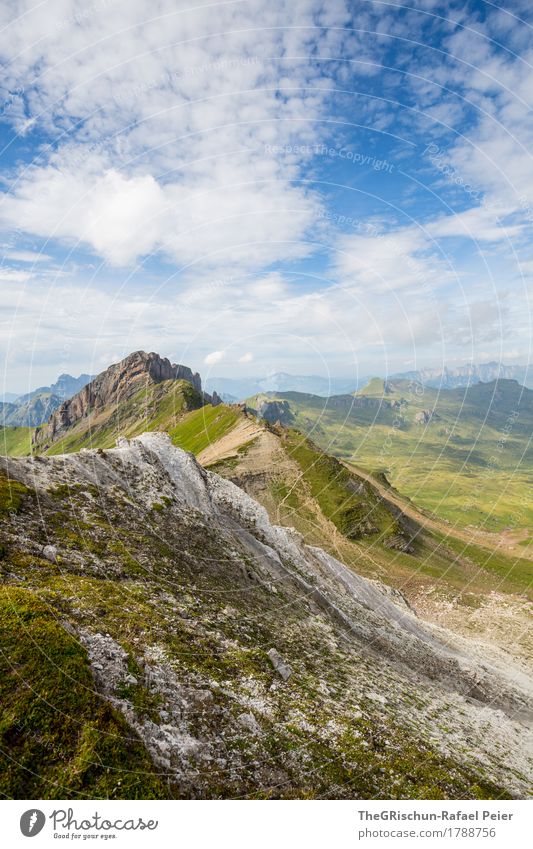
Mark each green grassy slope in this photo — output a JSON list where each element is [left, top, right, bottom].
[[0, 426, 33, 456], [0, 586, 167, 799], [168, 403, 241, 454], [191, 416, 532, 602], [42, 379, 203, 455], [249, 379, 533, 531], [280, 429, 400, 542]]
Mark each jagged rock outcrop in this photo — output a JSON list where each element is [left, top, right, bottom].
[[254, 397, 294, 425], [33, 351, 202, 447], [414, 409, 439, 425], [203, 389, 223, 407]]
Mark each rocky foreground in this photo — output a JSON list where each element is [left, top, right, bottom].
[[0, 433, 531, 798]]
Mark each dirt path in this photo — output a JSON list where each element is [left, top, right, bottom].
[[197, 417, 264, 467]]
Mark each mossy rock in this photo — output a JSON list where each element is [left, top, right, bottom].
[[0, 474, 29, 515]]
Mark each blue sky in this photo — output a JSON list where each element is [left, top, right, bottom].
[[0, 0, 532, 392]]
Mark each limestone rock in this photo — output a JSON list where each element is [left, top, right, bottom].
[[42, 544, 57, 563], [267, 648, 292, 681]]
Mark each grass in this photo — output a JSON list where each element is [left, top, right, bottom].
[[0, 426, 33, 456], [282, 429, 399, 541], [0, 587, 167, 799], [431, 531, 533, 597], [251, 379, 533, 531], [168, 403, 240, 454]]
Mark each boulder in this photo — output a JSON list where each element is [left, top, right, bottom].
[[267, 648, 292, 681]]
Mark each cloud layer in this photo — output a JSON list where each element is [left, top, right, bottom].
[[0, 0, 531, 387]]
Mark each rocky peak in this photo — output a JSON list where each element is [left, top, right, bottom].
[[33, 351, 202, 447]]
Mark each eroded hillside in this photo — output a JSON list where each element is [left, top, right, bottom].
[[1, 433, 530, 799]]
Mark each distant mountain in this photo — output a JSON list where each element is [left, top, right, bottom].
[[16, 371, 95, 405], [51, 372, 95, 399], [391, 362, 532, 389], [1, 371, 96, 427], [1, 391, 62, 427], [204, 371, 364, 400], [0, 392, 19, 403]]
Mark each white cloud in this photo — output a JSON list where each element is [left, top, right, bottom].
[[0, 266, 528, 392], [0, 267, 33, 282], [0, 0, 531, 384], [0, 0, 357, 270], [204, 350, 225, 366], [332, 226, 445, 293], [426, 205, 523, 243], [2, 250, 52, 263], [238, 352, 253, 363]]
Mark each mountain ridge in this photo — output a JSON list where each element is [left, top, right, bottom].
[[1, 431, 531, 798], [33, 350, 204, 450]]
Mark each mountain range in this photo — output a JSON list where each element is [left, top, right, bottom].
[[204, 361, 532, 401], [246, 377, 533, 532], [391, 361, 533, 389]]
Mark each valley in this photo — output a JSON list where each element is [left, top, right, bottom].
[[246, 378, 533, 533]]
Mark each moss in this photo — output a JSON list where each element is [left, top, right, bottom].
[[0, 587, 168, 799], [48, 483, 100, 501], [116, 683, 163, 722], [0, 474, 29, 515]]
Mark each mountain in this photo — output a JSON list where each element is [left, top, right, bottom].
[[1, 350, 532, 799], [1, 391, 62, 427], [1, 431, 531, 799], [391, 361, 533, 389], [33, 350, 204, 452], [0, 372, 95, 428], [204, 372, 364, 400], [49, 371, 94, 399], [246, 378, 533, 532]]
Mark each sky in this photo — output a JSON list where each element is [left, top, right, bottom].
[[0, 0, 532, 393]]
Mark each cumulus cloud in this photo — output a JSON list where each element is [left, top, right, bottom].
[[0, 0, 356, 269], [204, 350, 225, 366]]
